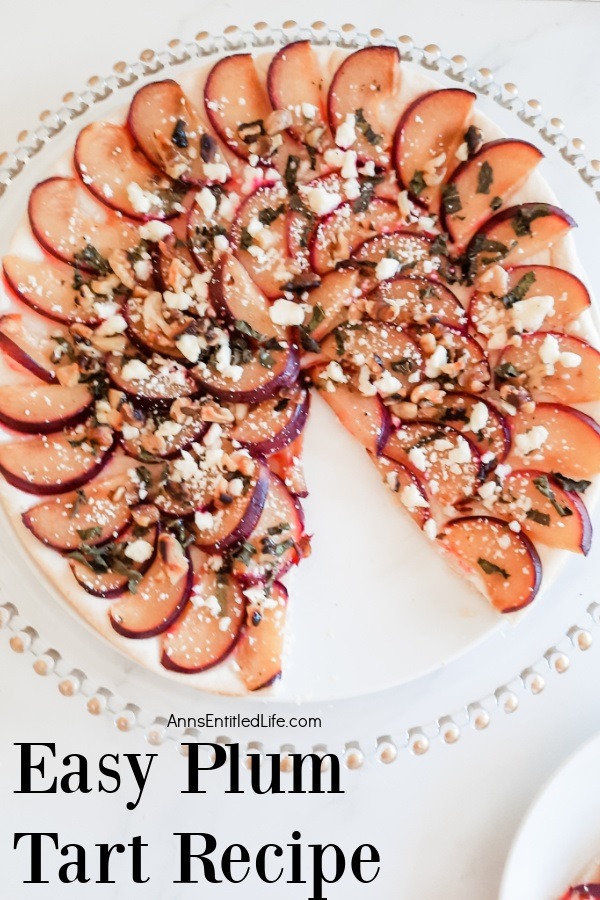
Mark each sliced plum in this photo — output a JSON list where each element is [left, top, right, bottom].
[[438, 515, 542, 612], [0, 315, 62, 384], [310, 199, 404, 275], [128, 79, 226, 184], [194, 460, 270, 553], [70, 522, 158, 598], [365, 275, 467, 331], [302, 269, 361, 341], [230, 182, 291, 298], [500, 469, 591, 554], [204, 54, 273, 160], [22, 467, 159, 551], [496, 332, 600, 403], [411, 325, 491, 393], [161, 551, 245, 672], [28, 177, 139, 267], [443, 139, 543, 248], [507, 402, 600, 480], [417, 392, 510, 464], [466, 203, 576, 276], [267, 434, 308, 497], [267, 41, 328, 145], [0, 383, 93, 434], [321, 321, 424, 400], [123, 296, 187, 361], [193, 341, 299, 404], [75, 121, 179, 221], [3, 255, 100, 326], [385, 422, 482, 508], [231, 387, 309, 456], [394, 88, 476, 212], [313, 365, 391, 456], [120, 407, 207, 461], [109, 533, 192, 639], [106, 353, 198, 405], [327, 46, 401, 160], [0, 426, 114, 495], [211, 253, 285, 341], [470, 264, 591, 344], [372, 455, 431, 529], [231, 472, 304, 584], [236, 580, 288, 691]]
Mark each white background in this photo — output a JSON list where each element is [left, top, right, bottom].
[[2, 1, 600, 897]]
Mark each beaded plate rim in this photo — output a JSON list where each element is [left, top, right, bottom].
[[1, 20, 600, 768]]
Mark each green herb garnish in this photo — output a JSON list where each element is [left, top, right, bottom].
[[477, 557, 509, 578]]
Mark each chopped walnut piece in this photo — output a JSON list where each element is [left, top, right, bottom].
[[90, 273, 120, 296], [265, 109, 293, 135], [200, 400, 235, 424], [159, 534, 188, 584], [87, 424, 114, 450], [140, 432, 167, 455], [108, 250, 136, 289], [131, 504, 160, 528], [55, 363, 80, 388]]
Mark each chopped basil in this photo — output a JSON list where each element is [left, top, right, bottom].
[[306, 304, 325, 332], [512, 204, 550, 237], [76, 526, 102, 542], [240, 227, 254, 250], [526, 508, 551, 526], [464, 125, 483, 156], [200, 133, 217, 163], [441, 183, 462, 216], [171, 118, 188, 148], [391, 357, 417, 374], [267, 522, 291, 536], [284, 155, 301, 193], [234, 319, 265, 342], [551, 473, 591, 494], [476, 161, 494, 194], [409, 171, 426, 197], [69, 489, 88, 518], [297, 327, 321, 354], [429, 233, 448, 256], [533, 474, 573, 517], [258, 347, 275, 369], [274, 398, 290, 413], [233, 540, 256, 566], [500, 271, 536, 308], [73, 244, 111, 275], [490, 196, 503, 211], [238, 119, 266, 144], [333, 328, 346, 356], [136, 466, 153, 488], [258, 203, 285, 226], [354, 108, 382, 146], [353, 175, 383, 214], [494, 361, 522, 380], [477, 557, 509, 579]]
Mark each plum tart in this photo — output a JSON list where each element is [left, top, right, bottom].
[[1, 41, 599, 692]]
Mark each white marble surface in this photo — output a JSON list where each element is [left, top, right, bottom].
[[1, 2, 600, 897]]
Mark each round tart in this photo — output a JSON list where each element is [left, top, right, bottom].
[[1, 40, 599, 694]]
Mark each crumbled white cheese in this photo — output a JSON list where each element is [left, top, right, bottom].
[[323, 148, 345, 169], [511, 294, 555, 333], [301, 102, 318, 119], [218, 616, 232, 632], [195, 186, 217, 220], [448, 436, 471, 465], [213, 234, 229, 252], [468, 401, 489, 433], [203, 162, 229, 183], [306, 186, 342, 216], [138, 220, 173, 242], [156, 420, 183, 439], [127, 182, 154, 215], [397, 190, 413, 219], [343, 178, 361, 201], [374, 370, 402, 397], [133, 258, 152, 282], [95, 314, 127, 336], [247, 216, 264, 238], [322, 361, 347, 384], [408, 446, 429, 471], [163, 290, 192, 311], [515, 425, 549, 455], [194, 510, 215, 531], [425, 344, 448, 379], [455, 142, 469, 162], [358, 365, 377, 397], [269, 298, 305, 327], [539, 333, 561, 365], [176, 333, 202, 363], [121, 359, 151, 382], [335, 113, 357, 149], [375, 257, 400, 282], [400, 483, 429, 511], [560, 351, 582, 368], [508, 520, 521, 533], [124, 539, 154, 563], [341, 150, 358, 179], [423, 518, 438, 540], [121, 424, 140, 441]]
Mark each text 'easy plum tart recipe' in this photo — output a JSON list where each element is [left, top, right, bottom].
[[1, 42, 599, 692]]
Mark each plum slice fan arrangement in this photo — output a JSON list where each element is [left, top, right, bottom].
[[1, 39, 599, 695]]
